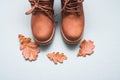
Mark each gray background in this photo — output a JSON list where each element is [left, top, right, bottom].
[[0, 0, 120, 80]]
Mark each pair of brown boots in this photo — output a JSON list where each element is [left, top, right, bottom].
[[26, 0, 84, 45]]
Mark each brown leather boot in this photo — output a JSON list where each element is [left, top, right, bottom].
[[25, 0, 55, 45], [61, 0, 84, 44]]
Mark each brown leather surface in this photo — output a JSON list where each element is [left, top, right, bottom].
[[26, 0, 55, 45], [61, 0, 84, 43], [31, 12, 54, 41]]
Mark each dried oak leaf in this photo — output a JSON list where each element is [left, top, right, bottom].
[[18, 34, 31, 45], [47, 52, 67, 64], [18, 34, 40, 61], [78, 40, 95, 57]]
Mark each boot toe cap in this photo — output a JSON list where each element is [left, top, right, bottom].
[[62, 15, 84, 43], [32, 23, 54, 44]]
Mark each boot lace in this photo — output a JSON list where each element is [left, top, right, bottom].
[[55, 0, 84, 16], [25, 0, 54, 21]]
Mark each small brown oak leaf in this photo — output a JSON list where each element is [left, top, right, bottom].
[[78, 40, 95, 57], [18, 34, 40, 61], [47, 52, 67, 64]]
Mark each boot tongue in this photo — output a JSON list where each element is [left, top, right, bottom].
[[68, 0, 77, 7], [70, 0, 77, 2], [39, 0, 50, 1], [73, 0, 77, 1], [69, 0, 82, 2], [39, 0, 51, 6]]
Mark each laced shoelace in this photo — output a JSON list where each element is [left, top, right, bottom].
[[55, 0, 84, 16], [25, 0, 54, 21]]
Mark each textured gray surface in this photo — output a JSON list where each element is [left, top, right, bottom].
[[0, 0, 120, 80]]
